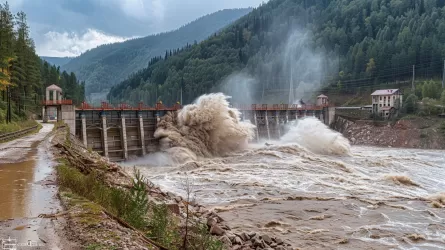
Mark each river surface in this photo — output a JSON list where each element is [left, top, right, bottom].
[[127, 138, 445, 249]]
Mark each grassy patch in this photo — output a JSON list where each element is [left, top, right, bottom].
[[57, 163, 149, 230], [0, 119, 39, 134]]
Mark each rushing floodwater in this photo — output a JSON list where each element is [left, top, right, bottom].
[[124, 95, 445, 249], [125, 123, 445, 249]]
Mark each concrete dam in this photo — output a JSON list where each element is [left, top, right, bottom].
[[70, 102, 333, 162], [42, 85, 334, 161]]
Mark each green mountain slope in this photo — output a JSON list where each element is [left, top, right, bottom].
[[40, 56, 73, 67], [108, 0, 445, 106], [62, 8, 252, 99]]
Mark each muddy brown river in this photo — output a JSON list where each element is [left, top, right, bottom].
[[126, 118, 445, 250]]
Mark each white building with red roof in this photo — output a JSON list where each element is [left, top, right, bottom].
[[371, 89, 403, 118]]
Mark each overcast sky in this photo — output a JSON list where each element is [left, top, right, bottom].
[[7, 0, 265, 57]]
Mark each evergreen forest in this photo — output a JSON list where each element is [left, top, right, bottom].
[[108, 0, 445, 106]]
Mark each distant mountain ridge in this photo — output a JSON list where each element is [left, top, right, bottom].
[[61, 8, 252, 100], [40, 56, 73, 67]]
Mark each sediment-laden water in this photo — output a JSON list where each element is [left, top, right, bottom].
[[124, 94, 445, 249]]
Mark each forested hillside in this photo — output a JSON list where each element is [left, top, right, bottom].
[[62, 8, 252, 98], [0, 2, 84, 124], [41, 56, 73, 67], [108, 0, 445, 106]]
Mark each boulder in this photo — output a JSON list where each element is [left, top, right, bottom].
[[207, 217, 217, 227], [166, 203, 180, 215], [209, 212, 225, 223], [210, 225, 225, 236], [261, 234, 272, 245], [226, 232, 235, 241], [238, 232, 249, 241], [274, 237, 283, 245], [233, 236, 242, 245], [219, 235, 232, 247], [248, 232, 257, 238], [252, 237, 263, 248]]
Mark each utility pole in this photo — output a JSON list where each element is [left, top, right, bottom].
[[180, 87, 183, 105], [412, 65, 415, 92]]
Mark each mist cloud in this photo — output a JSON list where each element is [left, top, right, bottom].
[[218, 29, 337, 105]]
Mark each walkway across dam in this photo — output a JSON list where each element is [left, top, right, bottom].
[[72, 102, 332, 162]]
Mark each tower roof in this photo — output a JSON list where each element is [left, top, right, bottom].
[[46, 84, 62, 92]]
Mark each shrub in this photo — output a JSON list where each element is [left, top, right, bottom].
[[403, 94, 418, 114], [147, 204, 180, 249], [422, 80, 442, 99]]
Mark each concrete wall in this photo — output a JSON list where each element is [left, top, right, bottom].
[[61, 105, 76, 135], [335, 108, 371, 120]]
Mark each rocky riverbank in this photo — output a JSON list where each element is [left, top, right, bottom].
[[331, 115, 445, 149], [50, 123, 291, 249]]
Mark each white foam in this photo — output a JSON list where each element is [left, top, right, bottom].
[[279, 117, 351, 156]]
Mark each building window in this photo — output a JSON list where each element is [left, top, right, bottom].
[[380, 104, 382, 107], [380, 96, 382, 101]]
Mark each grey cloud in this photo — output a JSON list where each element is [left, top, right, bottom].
[[9, 0, 265, 56]]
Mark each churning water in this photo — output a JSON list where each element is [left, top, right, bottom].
[[125, 94, 445, 249]]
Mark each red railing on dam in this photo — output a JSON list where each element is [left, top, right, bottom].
[[42, 100, 73, 105], [77, 101, 328, 111], [78, 102, 182, 111], [235, 104, 326, 111]]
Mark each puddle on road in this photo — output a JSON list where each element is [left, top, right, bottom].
[[0, 137, 58, 220]]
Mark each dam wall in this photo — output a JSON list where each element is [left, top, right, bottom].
[[73, 103, 332, 161]]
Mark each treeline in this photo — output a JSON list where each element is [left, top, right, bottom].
[[109, 0, 445, 106], [0, 2, 84, 123]]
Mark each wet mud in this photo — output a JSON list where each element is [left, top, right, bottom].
[[0, 123, 67, 249]]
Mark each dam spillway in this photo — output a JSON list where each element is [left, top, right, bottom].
[[73, 102, 332, 162]]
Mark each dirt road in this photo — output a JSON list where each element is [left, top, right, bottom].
[[0, 123, 75, 249]]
